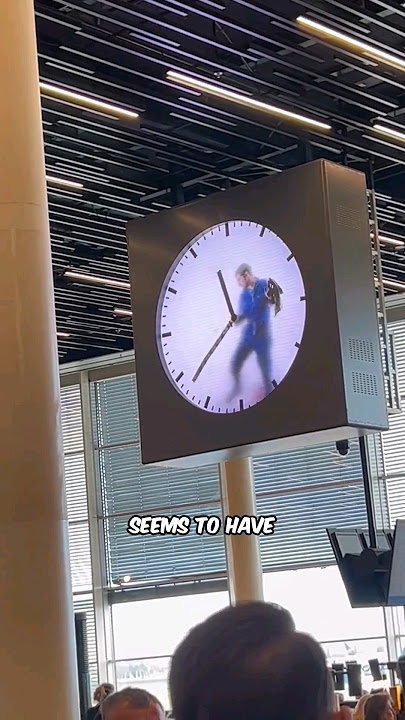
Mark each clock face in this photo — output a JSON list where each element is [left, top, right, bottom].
[[156, 220, 306, 414]]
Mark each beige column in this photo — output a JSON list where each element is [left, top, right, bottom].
[[0, 2, 80, 718], [219, 458, 264, 604]]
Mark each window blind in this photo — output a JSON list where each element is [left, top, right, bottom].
[[61, 385, 93, 592], [91, 376, 224, 585], [382, 320, 405, 524], [61, 385, 97, 689], [92, 375, 382, 590]]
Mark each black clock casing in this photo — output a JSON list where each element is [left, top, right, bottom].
[[127, 160, 388, 468]]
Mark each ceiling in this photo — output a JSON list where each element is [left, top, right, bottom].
[[34, 0, 405, 363]]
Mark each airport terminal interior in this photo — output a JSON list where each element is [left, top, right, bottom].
[[3, 0, 405, 718]]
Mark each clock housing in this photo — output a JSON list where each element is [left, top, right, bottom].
[[127, 160, 388, 468]]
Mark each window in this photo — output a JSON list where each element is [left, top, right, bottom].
[[382, 320, 405, 524], [93, 375, 384, 595], [61, 385, 98, 689], [110, 566, 386, 708], [91, 376, 224, 588]]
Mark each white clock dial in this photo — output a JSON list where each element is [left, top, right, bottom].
[[156, 220, 306, 414]]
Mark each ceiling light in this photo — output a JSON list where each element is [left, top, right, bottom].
[[46, 175, 83, 190], [114, 307, 133, 317], [65, 270, 130, 290], [373, 124, 405, 143], [40, 82, 139, 120], [297, 16, 405, 72], [166, 71, 331, 131], [383, 278, 405, 291], [374, 234, 405, 248], [57, 331, 70, 339]]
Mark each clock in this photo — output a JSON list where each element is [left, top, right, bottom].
[[156, 220, 306, 414], [128, 160, 388, 468]]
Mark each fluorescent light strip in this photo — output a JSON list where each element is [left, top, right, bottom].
[[114, 307, 133, 317], [46, 175, 83, 190], [383, 278, 405, 291], [297, 16, 405, 72], [166, 71, 331, 131], [57, 331, 70, 339], [373, 124, 405, 143], [40, 82, 139, 120], [373, 234, 405, 248], [65, 270, 130, 290]]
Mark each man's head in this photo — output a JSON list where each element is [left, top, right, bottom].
[[236, 263, 254, 289], [101, 688, 165, 720], [95, 684, 115, 704], [169, 601, 343, 720]]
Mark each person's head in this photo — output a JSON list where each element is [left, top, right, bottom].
[[354, 694, 370, 720], [236, 263, 254, 289], [95, 684, 115, 705], [364, 694, 396, 720], [169, 601, 344, 720], [101, 688, 164, 720]]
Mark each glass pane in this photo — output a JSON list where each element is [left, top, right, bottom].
[[112, 591, 228, 659], [321, 637, 387, 696], [263, 566, 385, 641], [115, 657, 171, 711]]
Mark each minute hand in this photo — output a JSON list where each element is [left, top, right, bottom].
[[192, 321, 233, 383], [217, 270, 237, 322]]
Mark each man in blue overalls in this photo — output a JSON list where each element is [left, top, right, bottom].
[[228, 263, 281, 401]]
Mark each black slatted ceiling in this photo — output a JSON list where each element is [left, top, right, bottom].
[[33, 0, 405, 362]]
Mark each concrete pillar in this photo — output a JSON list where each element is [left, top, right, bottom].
[[0, 2, 80, 718], [219, 458, 264, 604]]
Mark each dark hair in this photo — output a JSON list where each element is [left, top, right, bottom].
[[364, 694, 393, 720], [101, 688, 163, 719], [235, 263, 252, 277], [169, 602, 333, 720]]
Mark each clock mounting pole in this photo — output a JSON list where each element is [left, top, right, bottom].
[[219, 457, 264, 605]]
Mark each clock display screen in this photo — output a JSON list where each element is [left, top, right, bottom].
[[156, 220, 306, 414]]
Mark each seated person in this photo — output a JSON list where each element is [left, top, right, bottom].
[[87, 684, 115, 720], [364, 694, 396, 720], [169, 601, 351, 720], [354, 694, 371, 720], [101, 687, 165, 720]]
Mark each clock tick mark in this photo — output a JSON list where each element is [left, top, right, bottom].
[[225, 222, 230, 237], [168, 287, 177, 295], [272, 379, 278, 388], [190, 248, 197, 259], [162, 332, 171, 338], [176, 371, 184, 383], [259, 226, 265, 237], [300, 295, 306, 302], [239, 399, 244, 411], [286, 253, 294, 262], [204, 396, 210, 409], [295, 342, 301, 349]]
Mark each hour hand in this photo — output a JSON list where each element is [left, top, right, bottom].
[[217, 270, 237, 322]]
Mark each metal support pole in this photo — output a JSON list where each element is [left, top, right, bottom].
[[359, 436, 378, 549], [219, 458, 264, 605], [80, 372, 115, 686]]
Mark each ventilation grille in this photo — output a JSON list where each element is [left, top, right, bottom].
[[352, 372, 378, 396], [348, 338, 375, 363], [336, 205, 362, 230]]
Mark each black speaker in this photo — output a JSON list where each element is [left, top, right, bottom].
[[346, 662, 362, 698], [332, 663, 345, 691], [369, 658, 383, 682], [75, 612, 92, 719]]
